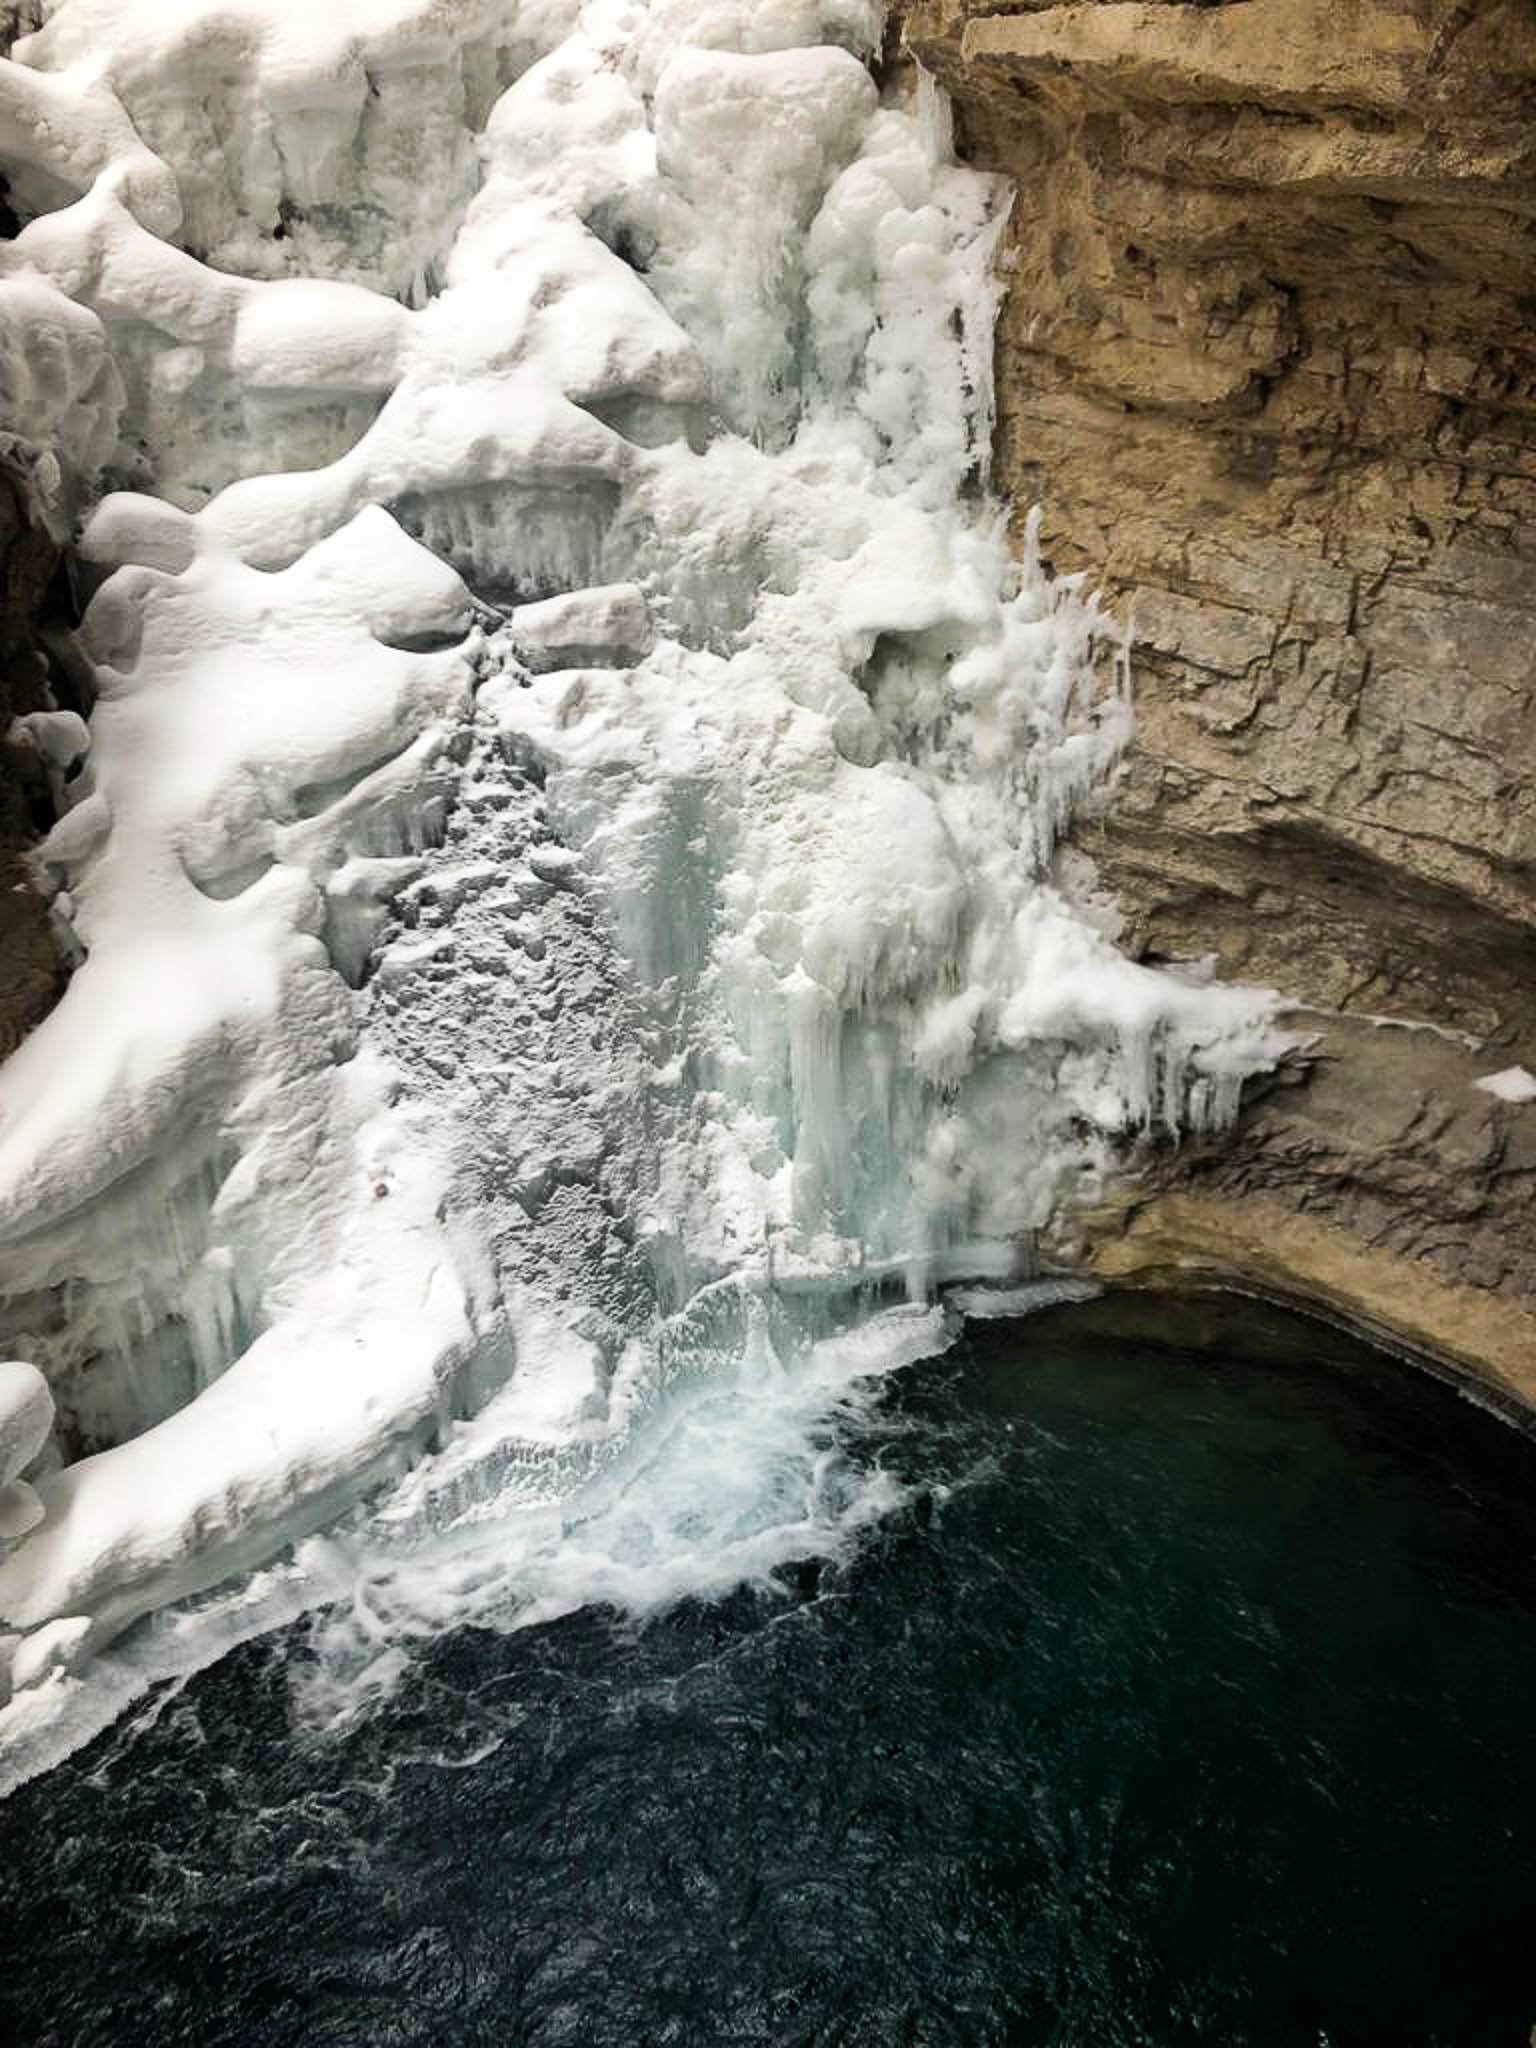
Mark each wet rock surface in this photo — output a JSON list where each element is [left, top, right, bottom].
[[0, 456, 64, 1060], [904, 0, 1536, 1388]]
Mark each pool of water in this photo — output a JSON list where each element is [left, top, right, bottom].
[[4, 1293, 1536, 2047]]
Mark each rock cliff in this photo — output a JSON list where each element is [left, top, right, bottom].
[[904, 0, 1536, 1406]]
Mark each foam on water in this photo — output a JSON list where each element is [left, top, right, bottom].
[[0, 1290, 949, 1790], [13, 1300, 1536, 2048]]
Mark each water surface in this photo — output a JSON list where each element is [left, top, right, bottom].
[[4, 1294, 1535, 2047]]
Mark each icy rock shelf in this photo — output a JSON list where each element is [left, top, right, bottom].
[[0, 0, 1287, 1782]]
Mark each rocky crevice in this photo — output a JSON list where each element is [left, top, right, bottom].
[[905, 0, 1536, 1403], [0, 455, 65, 1061]]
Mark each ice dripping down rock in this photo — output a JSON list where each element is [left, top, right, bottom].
[[0, 0, 1290, 1777]]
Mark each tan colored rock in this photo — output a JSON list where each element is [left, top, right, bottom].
[[1057, 1012, 1536, 1404], [1084, 1190, 1536, 1418], [903, 0, 1536, 1388]]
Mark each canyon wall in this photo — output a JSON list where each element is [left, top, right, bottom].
[[905, 0, 1536, 1405]]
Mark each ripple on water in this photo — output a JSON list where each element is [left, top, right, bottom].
[[4, 1294, 1536, 2048]]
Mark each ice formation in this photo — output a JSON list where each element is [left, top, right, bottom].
[[1475, 1066, 1536, 1106], [0, 0, 1288, 1778]]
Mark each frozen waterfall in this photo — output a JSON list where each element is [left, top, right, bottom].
[[0, 0, 1288, 1783]]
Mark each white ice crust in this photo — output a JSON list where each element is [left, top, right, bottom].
[[0, 0, 1289, 1773], [1475, 1066, 1536, 1105]]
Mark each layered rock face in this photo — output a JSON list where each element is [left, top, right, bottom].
[[906, 0, 1536, 1403]]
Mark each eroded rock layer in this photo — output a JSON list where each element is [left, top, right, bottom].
[[905, 0, 1536, 1398]]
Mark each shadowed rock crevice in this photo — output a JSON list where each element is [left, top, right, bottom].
[[0, 456, 65, 1059]]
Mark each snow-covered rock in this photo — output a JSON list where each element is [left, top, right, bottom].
[[0, 1363, 51, 1490]]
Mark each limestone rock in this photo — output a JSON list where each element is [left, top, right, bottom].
[[904, 0, 1536, 1382]]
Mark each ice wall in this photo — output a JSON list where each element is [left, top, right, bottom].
[[0, 0, 1289, 1768]]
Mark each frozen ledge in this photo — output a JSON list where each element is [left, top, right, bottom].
[[960, 2, 1436, 115]]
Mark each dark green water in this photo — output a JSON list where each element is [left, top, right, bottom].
[[4, 1295, 1536, 2047]]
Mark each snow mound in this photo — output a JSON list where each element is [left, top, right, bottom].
[[1475, 1066, 1536, 1105], [12, 0, 530, 292]]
